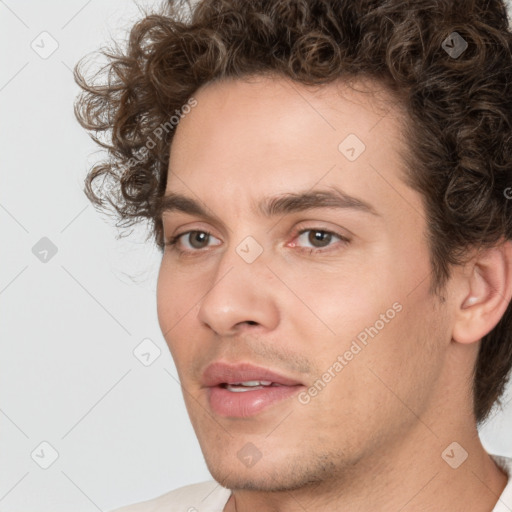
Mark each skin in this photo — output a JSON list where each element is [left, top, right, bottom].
[[156, 74, 511, 511]]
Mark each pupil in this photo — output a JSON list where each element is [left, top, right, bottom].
[[309, 230, 331, 247], [191, 231, 208, 248]]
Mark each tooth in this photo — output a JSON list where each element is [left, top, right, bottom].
[[231, 380, 272, 386], [226, 385, 258, 392], [225, 381, 275, 392]]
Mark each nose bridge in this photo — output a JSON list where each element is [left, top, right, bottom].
[[197, 232, 279, 335]]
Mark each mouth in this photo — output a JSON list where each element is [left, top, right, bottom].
[[221, 380, 286, 392], [202, 362, 305, 418]]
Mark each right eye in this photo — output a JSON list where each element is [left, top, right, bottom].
[[165, 230, 222, 253]]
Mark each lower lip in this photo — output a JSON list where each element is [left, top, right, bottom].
[[207, 384, 304, 418]]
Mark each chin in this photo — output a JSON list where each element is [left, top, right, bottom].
[[203, 451, 338, 493]]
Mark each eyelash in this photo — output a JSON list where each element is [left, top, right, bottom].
[[164, 228, 350, 256]]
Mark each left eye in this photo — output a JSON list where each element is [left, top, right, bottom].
[[294, 229, 348, 251]]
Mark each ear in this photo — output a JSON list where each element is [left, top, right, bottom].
[[452, 240, 512, 344]]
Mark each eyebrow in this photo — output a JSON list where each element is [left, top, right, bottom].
[[157, 186, 379, 222]]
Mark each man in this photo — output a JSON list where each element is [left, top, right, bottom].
[[74, 0, 512, 510]]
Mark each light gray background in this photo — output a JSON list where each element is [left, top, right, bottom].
[[1, 1, 511, 510]]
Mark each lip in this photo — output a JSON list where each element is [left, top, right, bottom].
[[202, 361, 304, 387], [202, 361, 305, 418]]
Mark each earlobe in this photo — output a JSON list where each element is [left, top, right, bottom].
[[452, 240, 512, 345]]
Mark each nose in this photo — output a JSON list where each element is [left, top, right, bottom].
[[197, 246, 280, 337]]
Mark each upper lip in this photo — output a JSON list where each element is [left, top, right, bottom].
[[202, 362, 304, 387]]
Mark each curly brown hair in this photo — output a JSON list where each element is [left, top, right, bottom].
[[74, 0, 512, 424]]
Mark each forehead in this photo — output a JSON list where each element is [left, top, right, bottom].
[[165, 74, 412, 218], [170, 73, 405, 157]]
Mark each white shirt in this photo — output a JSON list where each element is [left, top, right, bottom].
[[111, 454, 512, 512]]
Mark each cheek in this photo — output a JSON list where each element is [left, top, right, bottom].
[[156, 259, 175, 334], [156, 259, 199, 357], [347, 291, 444, 419], [285, 264, 392, 345], [293, 248, 438, 401], [299, 299, 442, 447]]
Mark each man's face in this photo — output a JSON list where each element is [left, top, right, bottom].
[[156, 75, 451, 491]]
